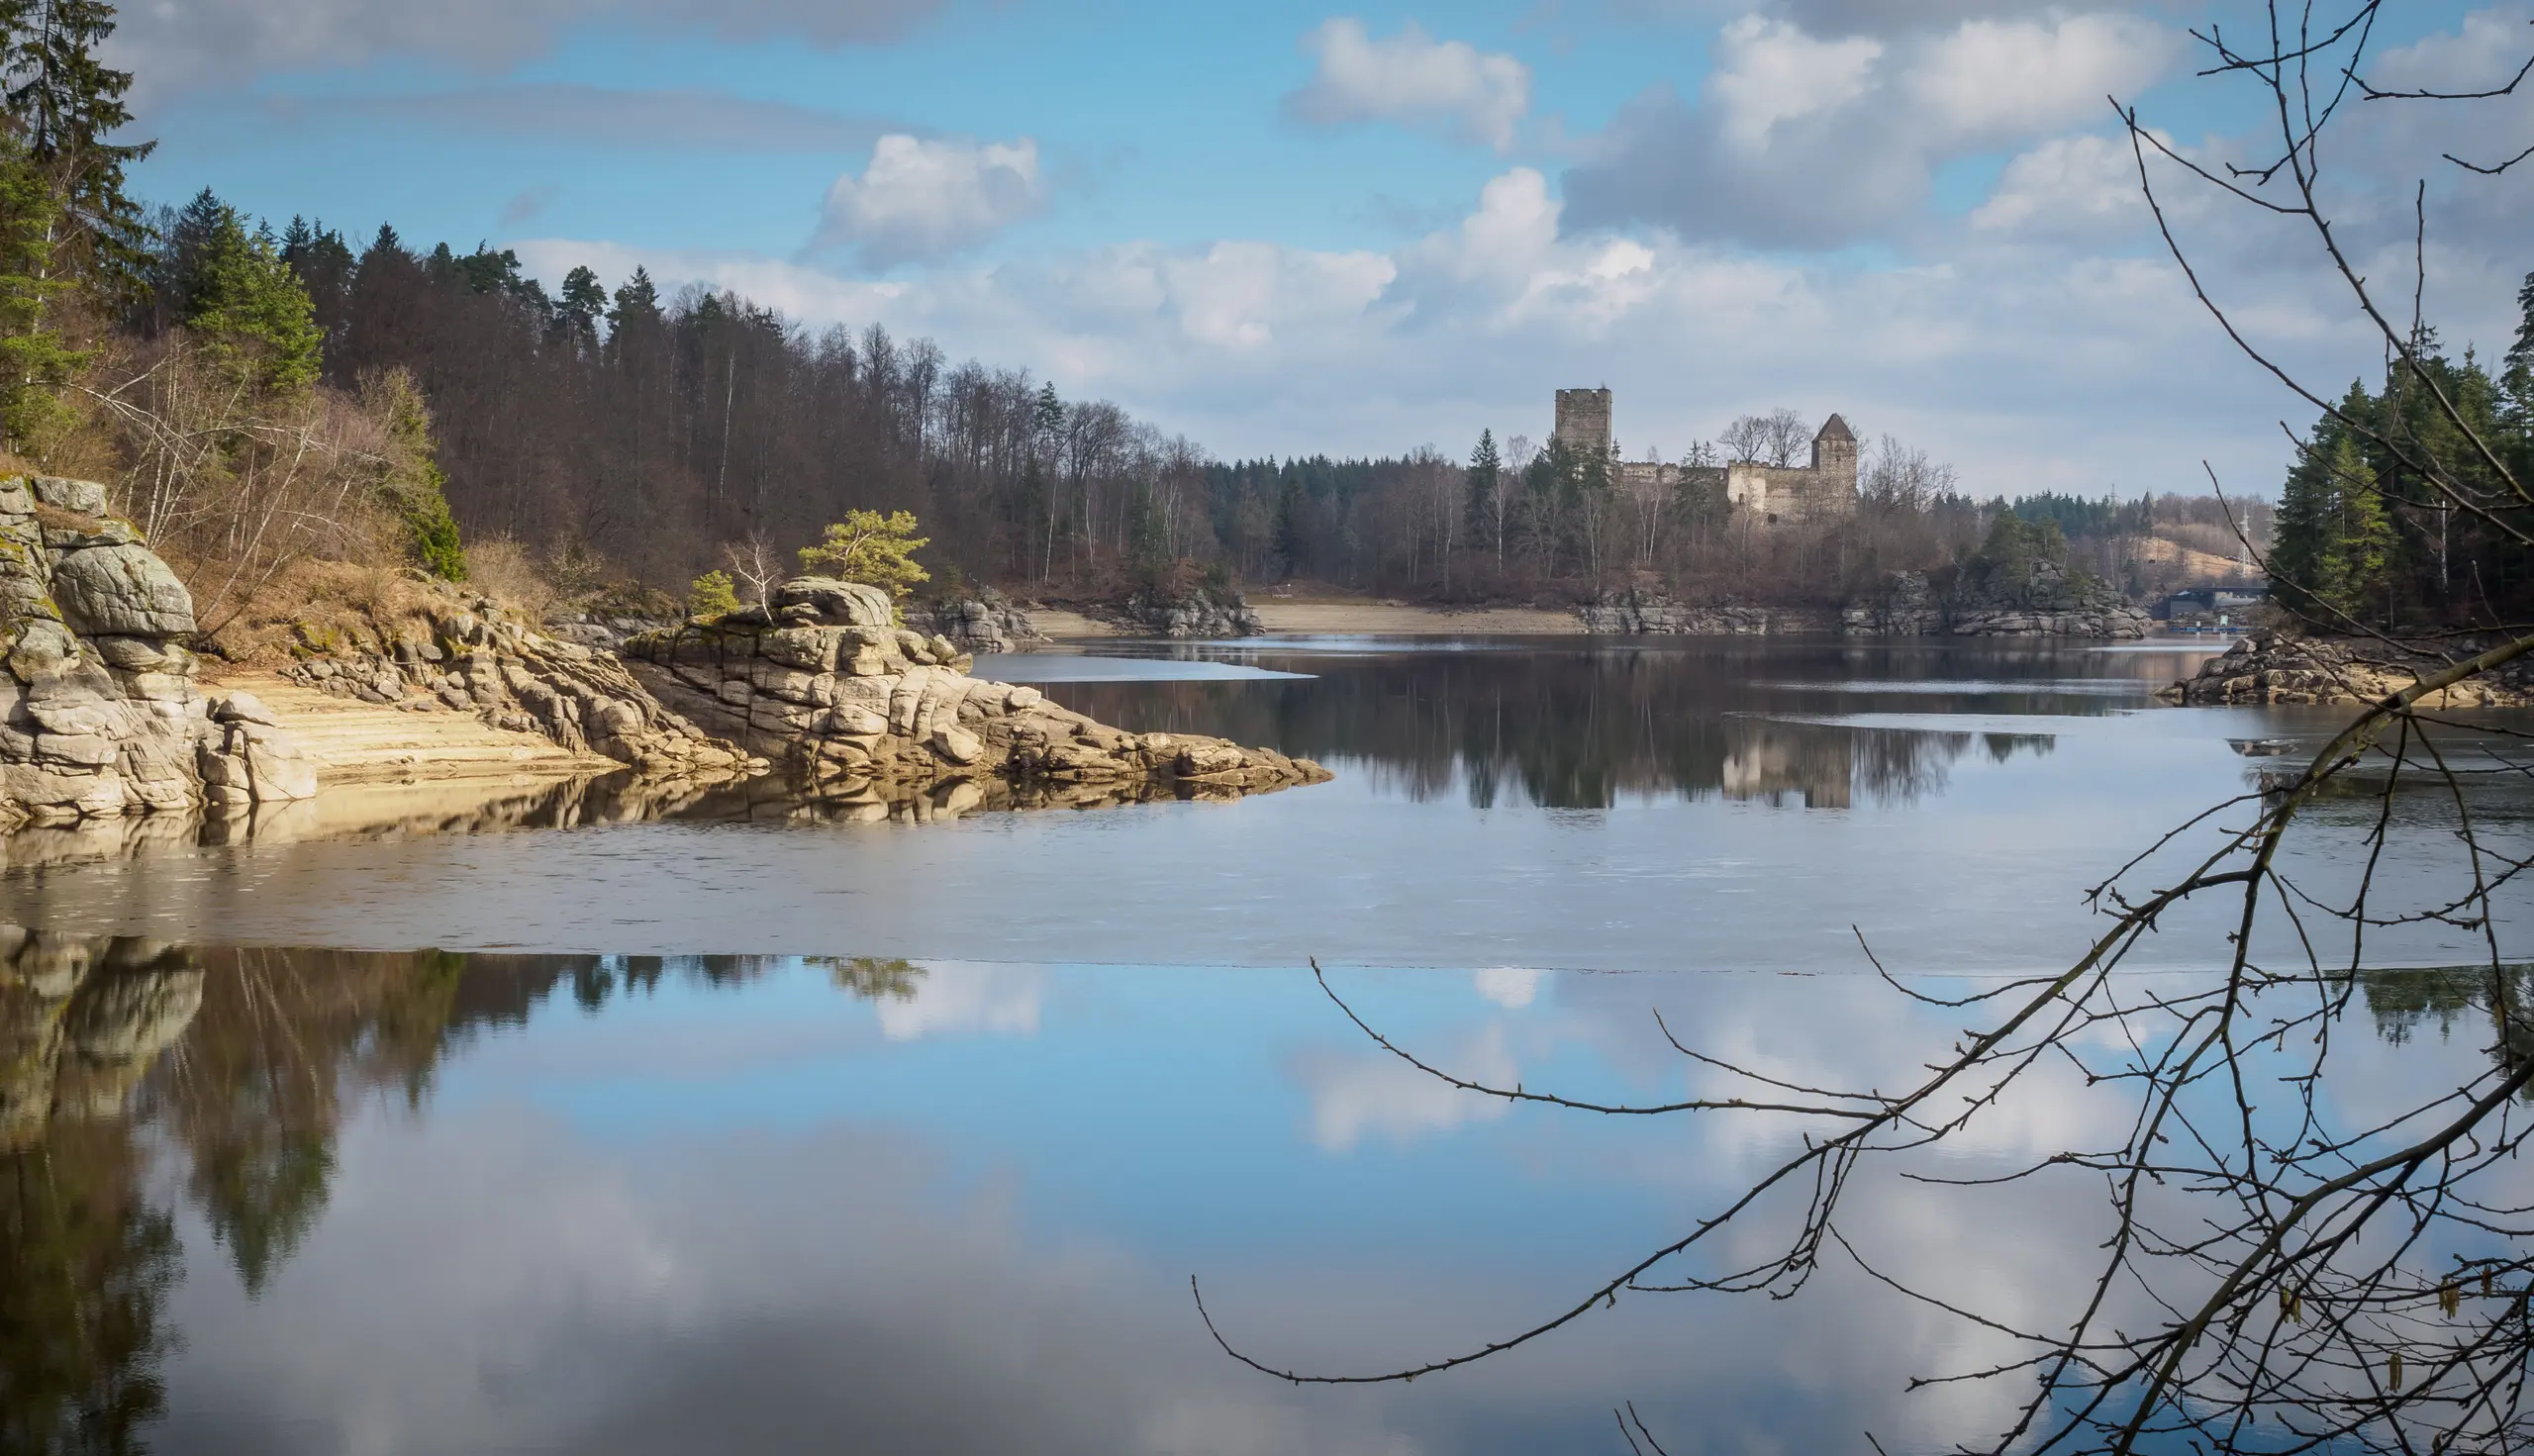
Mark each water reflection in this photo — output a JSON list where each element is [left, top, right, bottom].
[[0, 759, 1316, 874], [1042, 639, 2135, 810], [4, 936, 2522, 1455]]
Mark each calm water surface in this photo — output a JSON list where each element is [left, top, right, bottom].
[[4, 636, 2528, 1454]]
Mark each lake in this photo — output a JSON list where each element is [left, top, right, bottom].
[[4, 635, 2527, 1454]]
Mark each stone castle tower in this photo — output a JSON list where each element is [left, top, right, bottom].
[[1809, 414, 1857, 481], [1554, 387, 1612, 459], [1550, 388, 1858, 525]]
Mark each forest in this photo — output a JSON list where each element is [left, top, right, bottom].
[[2266, 312, 2534, 629]]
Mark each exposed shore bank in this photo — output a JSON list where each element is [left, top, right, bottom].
[[0, 474, 1328, 834], [2157, 633, 2534, 708]]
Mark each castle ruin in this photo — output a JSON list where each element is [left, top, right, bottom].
[[1551, 388, 1858, 526]]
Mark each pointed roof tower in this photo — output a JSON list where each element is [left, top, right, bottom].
[[1815, 414, 1854, 442]]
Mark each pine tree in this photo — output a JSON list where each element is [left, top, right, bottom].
[[2, 0, 153, 297], [553, 264, 605, 353]]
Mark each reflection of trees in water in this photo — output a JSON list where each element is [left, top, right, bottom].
[[2359, 965, 2534, 1094], [0, 939, 921, 1451], [1047, 648, 2072, 811], [1, 1128, 179, 1455]]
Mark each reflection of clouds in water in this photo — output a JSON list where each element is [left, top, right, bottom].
[[1471, 966, 1544, 1009], [872, 963, 1043, 1041], [158, 1105, 1432, 1456], [1294, 1024, 1515, 1151]]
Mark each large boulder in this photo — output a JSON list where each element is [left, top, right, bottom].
[[771, 577, 896, 628], [49, 543, 195, 637]]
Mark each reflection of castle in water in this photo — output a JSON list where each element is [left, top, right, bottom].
[[1047, 648, 2084, 813]]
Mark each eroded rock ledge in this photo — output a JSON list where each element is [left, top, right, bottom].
[[2157, 634, 2534, 708], [624, 576, 1329, 795]]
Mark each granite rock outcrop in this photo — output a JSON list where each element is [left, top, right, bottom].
[[0, 474, 301, 823], [922, 591, 1046, 654], [1840, 568, 2151, 638], [624, 576, 1328, 794], [2156, 634, 2534, 708], [1108, 586, 1263, 638], [1578, 594, 1838, 634], [277, 592, 754, 777]]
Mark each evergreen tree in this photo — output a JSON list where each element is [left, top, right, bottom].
[[2, 0, 152, 296], [368, 369, 465, 580], [553, 263, 605, 353], [608, 265, 660, 331], [0, 130, 80, 451], [278, 216, 354, 346], [799, 509, 930, 600], [182, 201, 322, 393], [1464, 427, 1500, 534]]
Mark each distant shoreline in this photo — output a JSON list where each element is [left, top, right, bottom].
[[1034, 597, 2248, 641]]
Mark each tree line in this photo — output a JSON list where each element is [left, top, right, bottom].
[[2270, 303, 2534, 629]]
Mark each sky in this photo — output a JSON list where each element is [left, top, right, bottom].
[[119, 0, 2534, 497]]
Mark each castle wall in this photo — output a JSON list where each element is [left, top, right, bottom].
[[1727, 463, 1856, 524]]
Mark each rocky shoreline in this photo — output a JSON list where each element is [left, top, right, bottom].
[[623, 577, 1327, 796], [2156, 633, 2534, 708], [0, 473, 1329, 834]]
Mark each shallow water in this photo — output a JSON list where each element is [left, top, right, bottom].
[[4, 635, 2529, 1454]]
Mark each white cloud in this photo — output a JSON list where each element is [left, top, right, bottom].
[[1971, 131, 2153, 235], [1708, 14, 1884, 150], [1905, 14, 2178, 140], [1567, 9, 2181, 246], [816, 135, 1048, 269], [1286, 19, 1531, 151]]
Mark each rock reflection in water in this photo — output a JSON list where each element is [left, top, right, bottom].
[[1045, 641, 2094, 809], [0, 758, 1314, 874]]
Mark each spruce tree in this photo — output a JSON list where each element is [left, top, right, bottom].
[[0, 131, 80, 451], [184, 202, 322, 393], [1465, 428, 1500, 538], [3, 0, 153, 296], [608, 265, 660, 330]]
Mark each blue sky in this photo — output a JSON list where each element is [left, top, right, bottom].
[[118, 1, 2533, 493]]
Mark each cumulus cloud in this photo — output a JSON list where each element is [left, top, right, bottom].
[[1970, 132, 2154, 236], [1906, 14, 2177, 140], [1285, 19, 1531, 151], [109, 0, 945, 104], [1707, 16, 1883, 150], [1564, 9, 2179, 247], [816, 135, 1049, 270]]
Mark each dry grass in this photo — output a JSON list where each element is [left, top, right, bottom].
[[191, 557, 475, 676]]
